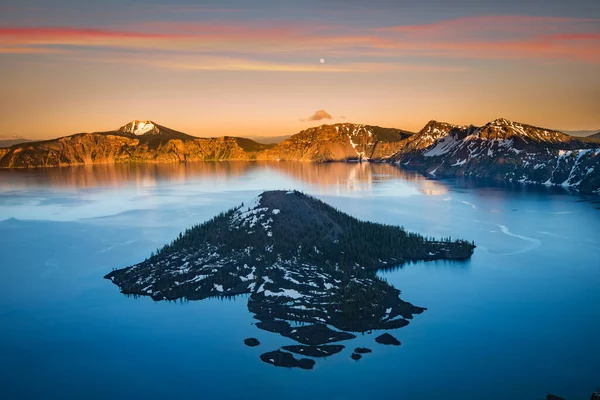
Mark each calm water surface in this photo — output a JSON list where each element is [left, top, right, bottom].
[[0, 162, 598, 400]]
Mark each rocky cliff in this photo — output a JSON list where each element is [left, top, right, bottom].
[[264, 123, 413, 162], [0, 121, 273, 168], [0, 121, 409, 168], [2, 118, 600, 194], [392, 118, 600, 194]]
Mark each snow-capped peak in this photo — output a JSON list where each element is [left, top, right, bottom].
[[490, 118, 513, 127], [120, 120, 158, 135]]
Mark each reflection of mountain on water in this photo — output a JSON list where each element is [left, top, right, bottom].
[[106, 191, 474, 369], [0, 162, 263, 190], [268, 161, 448, 195], [0, 161, 449, 196]]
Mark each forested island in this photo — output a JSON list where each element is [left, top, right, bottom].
[[105, 190, 475, 368]]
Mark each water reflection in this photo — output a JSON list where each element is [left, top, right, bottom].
[[0, 161, 448, 196]]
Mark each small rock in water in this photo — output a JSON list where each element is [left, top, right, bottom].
[[260, 350, 315, 370], [244, 338, 260, 347], [351, 353, 362, 361], [282, 344, 344, 357], [354, 347, 372, 354], [375, 333, 401, 346]]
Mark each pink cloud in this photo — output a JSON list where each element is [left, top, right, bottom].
[[0, 15, 598, 68]]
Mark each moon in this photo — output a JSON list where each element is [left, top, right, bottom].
[[320, 58, 325, 64]]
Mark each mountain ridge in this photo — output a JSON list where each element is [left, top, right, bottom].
[[391, 118, 600, 194], [1, 118, 599, 194]]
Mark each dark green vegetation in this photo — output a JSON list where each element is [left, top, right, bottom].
[[150, 191, 474, 270], [105, 190, 475, 369]]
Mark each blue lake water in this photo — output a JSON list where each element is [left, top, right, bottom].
[[0, 162, 598, 399]]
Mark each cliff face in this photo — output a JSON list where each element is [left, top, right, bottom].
[[392, 118, 600, 194], [263, 124, 412, 162], [0, 122, 411, 167], [0, 133, 272, 168]]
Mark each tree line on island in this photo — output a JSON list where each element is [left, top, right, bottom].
[[149, 191, 475, 272]]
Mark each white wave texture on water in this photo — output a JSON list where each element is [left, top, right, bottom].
[[497, 224, 542, 255]]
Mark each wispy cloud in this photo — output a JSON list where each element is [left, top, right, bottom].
[[1, 14, 598, 70]]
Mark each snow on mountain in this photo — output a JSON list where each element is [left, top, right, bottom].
[[393, 118, 600, 194], [119, 120, 159, 135], [267, 123, 412, 162]]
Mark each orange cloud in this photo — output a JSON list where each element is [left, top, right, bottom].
[[0, 15, 598, 69], [306, 110, 333, 121]]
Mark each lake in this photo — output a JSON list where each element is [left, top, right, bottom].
[[0, 161, 598, 400]]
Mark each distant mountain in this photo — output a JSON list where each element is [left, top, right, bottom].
[[1, 118, 599, 194], [588, 131, 600, 140], [0, 136, 31, 148], [106, 190, 474, 368], [560, 129, 600, 137], [244, 135, 292, 144], [392, 118, 600, 194], [264, 123, 414, 162]]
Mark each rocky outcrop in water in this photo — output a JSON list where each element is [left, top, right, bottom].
[[105, 190, 474, 368]]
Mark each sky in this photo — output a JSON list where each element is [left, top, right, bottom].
[[1, 0, 599, 139]]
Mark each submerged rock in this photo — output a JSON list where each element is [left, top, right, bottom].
[[282, 345, 345, 358], [354, 347, 372, 354], [244, 338, 260, 347], [351, 353, 362, 361], [375, 333, 401, 346], [256, 320, 356, 346], [260, 350, 315, 370]]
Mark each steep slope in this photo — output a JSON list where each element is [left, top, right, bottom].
[[264, 123, 413, 162], [0, 121, 272, 168], [392, 118, 600, 194], [105, 190, 474, 368]]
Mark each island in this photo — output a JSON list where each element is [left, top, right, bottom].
[[105, 190, 475, 368]]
